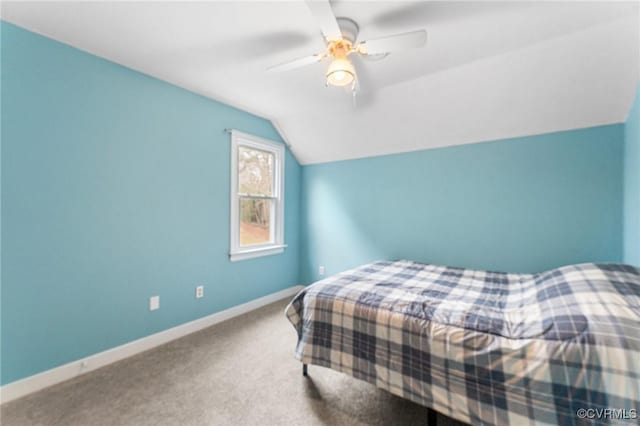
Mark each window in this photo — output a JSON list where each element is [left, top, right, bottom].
[[230, 130, 285, 261]]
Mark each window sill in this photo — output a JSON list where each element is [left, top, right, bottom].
[[229, 244, 287, 262]]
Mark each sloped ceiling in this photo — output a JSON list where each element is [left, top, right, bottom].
[[2, 1, 639, 164]]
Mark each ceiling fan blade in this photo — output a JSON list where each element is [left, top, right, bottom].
[[350, 55, 376, 109], [305, 0, 342, 42], [267, 54, 324, 72], [351, 77, 359, 109], [358, 30, 427, 55]]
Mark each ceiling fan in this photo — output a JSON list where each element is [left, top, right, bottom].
[[268, 0, 427, 93]]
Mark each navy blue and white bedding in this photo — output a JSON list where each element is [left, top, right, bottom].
[[285, 260, 640, 425]]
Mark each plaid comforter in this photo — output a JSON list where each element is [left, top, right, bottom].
[[285, 260, 640, 425]]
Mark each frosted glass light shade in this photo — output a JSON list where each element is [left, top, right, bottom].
[[326, 58, 355, 87]]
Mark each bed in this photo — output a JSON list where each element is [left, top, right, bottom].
[[285, 260, 640, 425]]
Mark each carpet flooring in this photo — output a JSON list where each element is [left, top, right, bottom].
[[1, 298, 468, 426]]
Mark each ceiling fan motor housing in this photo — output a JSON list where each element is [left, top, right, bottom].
[[336, 17, 359, 44]]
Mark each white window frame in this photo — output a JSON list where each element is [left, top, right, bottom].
[[229, 130, 286, 262]]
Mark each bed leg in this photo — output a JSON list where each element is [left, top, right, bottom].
[[427, 407, 437, 425], [302, 363, 308, 377]]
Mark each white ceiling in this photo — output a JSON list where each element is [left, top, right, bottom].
[[3, 1, 639, 164]]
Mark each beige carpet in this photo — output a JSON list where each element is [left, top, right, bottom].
[[1, 298, 468, 426]]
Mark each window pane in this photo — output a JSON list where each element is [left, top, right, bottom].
[[239, 198, 273, 246], [238, 146, 274, 196]]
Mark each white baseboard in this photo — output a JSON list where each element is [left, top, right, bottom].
[[0, 285, 304, 404]]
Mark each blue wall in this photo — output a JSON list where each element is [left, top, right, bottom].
[[624, 83, 640, 266], [301, 125, 624, 283], [1, 22, 301, 385]]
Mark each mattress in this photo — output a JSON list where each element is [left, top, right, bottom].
[[285, 260, 640, 425]]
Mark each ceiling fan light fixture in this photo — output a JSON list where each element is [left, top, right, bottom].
[[326, 57, 355, 87]]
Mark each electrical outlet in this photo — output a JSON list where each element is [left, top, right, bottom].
[[149, 295, 160, 311], [196, 285, 204, 299], [319, 266, 325, 276]]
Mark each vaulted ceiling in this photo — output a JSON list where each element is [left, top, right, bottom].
[[3, 1, 639, 164]]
